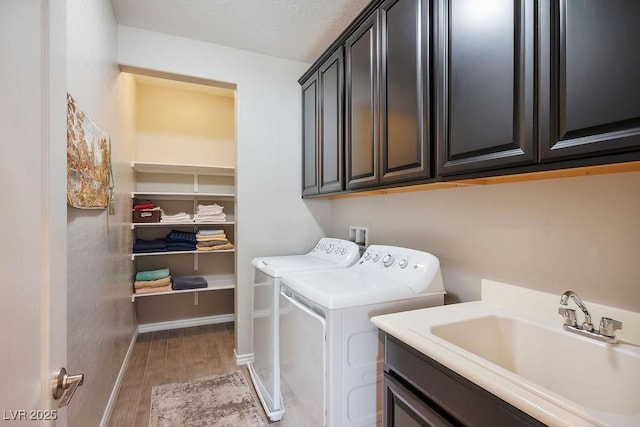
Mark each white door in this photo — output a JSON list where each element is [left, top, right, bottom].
[[0, 0, 68, 424]]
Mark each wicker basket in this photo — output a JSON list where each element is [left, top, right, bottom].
[[133, 210, 160, 223]]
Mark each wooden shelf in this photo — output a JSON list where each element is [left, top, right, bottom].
[[131, 279, 235, 302], [132, 161, 235, 176]]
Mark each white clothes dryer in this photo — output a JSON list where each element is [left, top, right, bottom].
[[249, 238, 360, 421], [278, 245, 445, 427]]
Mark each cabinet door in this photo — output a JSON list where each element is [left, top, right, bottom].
[[436, 0, 535, 175], [380, 0, 431, 184], [318, 49, 344, 193], [301, 74, 319, 196], [539, 0, 640, 161], [384, 373, 454, 427], [346, 11, 380, 190]]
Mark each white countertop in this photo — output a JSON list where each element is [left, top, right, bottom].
[[371, 280, 640, 427]]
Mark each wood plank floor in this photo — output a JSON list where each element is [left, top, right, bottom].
[[108, 323, 272, 426]]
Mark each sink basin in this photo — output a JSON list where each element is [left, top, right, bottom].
[[371, 296, 640, 427], [431, 315, 640, 416]]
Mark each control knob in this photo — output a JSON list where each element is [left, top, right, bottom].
[[364, 252, 371, 260], [326, 244, 334, 253], [372, 253, 381, 262], [382, 254, 395, 267], [398, 258, 409, 269]]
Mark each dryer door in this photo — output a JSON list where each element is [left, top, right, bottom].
[[279, 289, 327, 427]]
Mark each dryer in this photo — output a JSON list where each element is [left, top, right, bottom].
[[249, 238, 360, 421], [278, 245, 445, 427]]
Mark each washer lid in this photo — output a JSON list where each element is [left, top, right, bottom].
[[252, 255, 337, 277], [281, 268, 445, 310], [252, 238, 360, 277]]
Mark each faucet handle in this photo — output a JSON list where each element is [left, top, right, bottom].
[[599, 317, 623, 338], [558, 307, 577, 327]]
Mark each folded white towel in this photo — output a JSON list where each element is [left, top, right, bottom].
[[197, 229, 225, 236], [194, 213, 226, 222], [196, 204, 224, 214], [160, 210, 193, 223]]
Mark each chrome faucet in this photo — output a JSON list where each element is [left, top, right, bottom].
[[558, 290, 623, 344], [560, 290, 593, 331]]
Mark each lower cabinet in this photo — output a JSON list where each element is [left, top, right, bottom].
[[383, 334, 546, 427], [384, 373, 453, 427]]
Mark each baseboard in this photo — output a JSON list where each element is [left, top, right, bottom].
[[234, 349, 254, 366], [100, 328, 138, 427], [137, 313, 235, 334]]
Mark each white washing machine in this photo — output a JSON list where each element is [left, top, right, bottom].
[[248, 238, 360, 421], [278, 245, 445, 427]]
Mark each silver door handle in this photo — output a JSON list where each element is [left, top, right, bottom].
[[52, 367, 84, 408]]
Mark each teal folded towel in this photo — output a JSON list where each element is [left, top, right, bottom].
[[135, 268, 170, 281]]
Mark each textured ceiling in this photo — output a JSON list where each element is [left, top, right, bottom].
[[111, 0, 371, 63]]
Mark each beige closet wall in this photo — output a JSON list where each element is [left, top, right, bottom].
[[134, 81, 236, 166], [66, 0, 137, 426]]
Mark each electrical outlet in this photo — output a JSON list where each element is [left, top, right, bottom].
[[349, 226, 369, 248]]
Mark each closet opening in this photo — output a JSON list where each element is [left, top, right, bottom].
[[121, 69, 238, 331]]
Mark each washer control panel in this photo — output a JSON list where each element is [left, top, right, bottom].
[[358, 246, 420, 270], [309, 238, 360, 265], [355, 245, 442, 292]]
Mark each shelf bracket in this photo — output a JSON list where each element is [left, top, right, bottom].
[[194, 253, 199, 270], [194, 291, 199, 306], [194, 172, 199, 193]]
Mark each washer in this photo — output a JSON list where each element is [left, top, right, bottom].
[[278, 245, 445, 427], [248, 238, 360, 421]]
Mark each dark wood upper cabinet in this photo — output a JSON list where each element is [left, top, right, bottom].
[[539, 0, 640, 161], [301, 75, 319, 196], [318, 49, 345, 193], [346, 0, 431, 190], [346, 11, 380, 190], [380, 0, 431, 184], [302, 0, 640, 197], [301, 49, 345, 196], [436, 0, 535, 176]]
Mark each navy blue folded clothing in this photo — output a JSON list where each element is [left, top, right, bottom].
[[164, 230, 197, 244], [133, 238, 167, 253], [172, 276, 208, 290], [166, 243, 197, 251]]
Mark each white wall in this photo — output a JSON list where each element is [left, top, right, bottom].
[[117, 26, 333, 356], [66, 1, 136, 425], [331, 171, 640, 312]]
